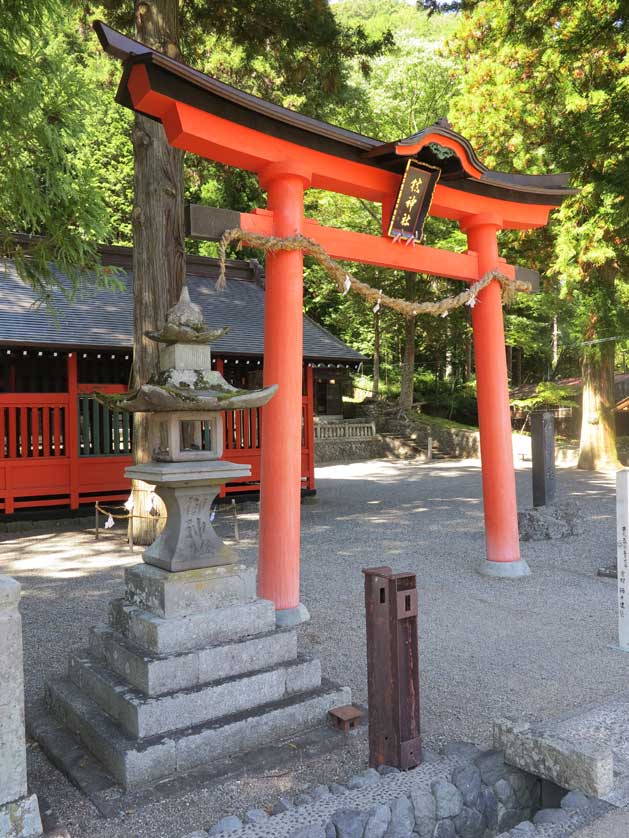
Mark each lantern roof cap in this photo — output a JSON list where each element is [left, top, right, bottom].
[[96, 286, 278, 414], [145, 285, 230, 345]]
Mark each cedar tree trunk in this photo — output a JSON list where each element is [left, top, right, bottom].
[[578, 339, 619, 471], [398, 271, 416, 412], [130, 0, 186, 544]]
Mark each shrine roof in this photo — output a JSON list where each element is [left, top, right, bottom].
[[94, 21, 576, 208], [0, 247, 365, 363]]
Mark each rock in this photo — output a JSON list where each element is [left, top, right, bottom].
[[244, 808, 268, 823], [409, 788, 435, 837], [421, 748, 441, 764], [289, 828, 327, 838], [480, 787, 498, 830], [326, 826, 336, 838], [518, 501, 584, 541], [443, 742, 481, 762], [272, 796, 294, 814], [208, 815, 243, 834], [330, 783, 347, 795], [560, 789, 590, 810], [533, 808, 570, 825], [451, 764, 481, 807], [289, 824, 328, 838], [348, 769, 381, 789], [294, 793, 314, 807], [474, 750, 506, 786], [432, 818, 456, 838], [312, 785, 332, 801], [181, 833, 208, 838], [453, 805, 485, 838], [510, 822, 536, 836], [384, 796, 414, 837], [494, 778, 518, 810], [378, 765, 401, 776], [330, 808, 369, 838], [496, 803, 521, 833], [431, 780, 463, 820], [506, 771, 538, 807], [364, 804, 391, 838]]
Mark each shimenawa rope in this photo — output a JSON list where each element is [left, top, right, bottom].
[[217, 229, 530, 316]]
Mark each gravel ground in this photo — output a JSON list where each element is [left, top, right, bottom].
[[1, 458, 626, 837]]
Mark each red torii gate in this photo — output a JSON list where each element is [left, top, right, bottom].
[[96, 22, 574, 623]]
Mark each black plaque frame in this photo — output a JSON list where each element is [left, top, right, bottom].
[[387, 159, 441, 242]]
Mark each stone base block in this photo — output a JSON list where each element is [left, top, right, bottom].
[[0, 794, 42, 838], [109, 597, 276, 655], [47, 676, 350, 788], [124, 563, 257, 618], [68, 651, 322, 738], [478, 558, 531, 578], [89, 625, 298, 695], [518, 501, 584, 541], [494, 718, 614, 798]]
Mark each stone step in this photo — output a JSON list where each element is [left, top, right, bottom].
[[108, 596, 276, 655], [89, 624, 299, 696], [68, 651, 322, 738], [47, 675, 351, 788]]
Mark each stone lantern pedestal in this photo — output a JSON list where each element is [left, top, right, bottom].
[[31, 287, 350, 792], [125, 461, 250, 572]]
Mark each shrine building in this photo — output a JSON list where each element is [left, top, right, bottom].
[[0, 244, 363, 517]]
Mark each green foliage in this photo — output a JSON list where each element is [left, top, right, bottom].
[[413, 371, 478, 423], [447, 0, 629, 350], [510, 382, 579, 413], [0, 2, 115, 302]]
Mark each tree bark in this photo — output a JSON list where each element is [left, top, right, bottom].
[[373, 309, 380, 398], [577, 339, 619, 470], [398, 271, 416, 412], [131, 0, 186, 544]]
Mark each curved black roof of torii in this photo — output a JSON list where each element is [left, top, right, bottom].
[[94, 21, 576, 207]]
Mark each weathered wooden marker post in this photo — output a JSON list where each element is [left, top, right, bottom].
[[616, 469, 629, 651], [531, 410, 556, 507], [363, 566, 421, 770]]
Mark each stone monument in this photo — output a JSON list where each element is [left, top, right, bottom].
[[0, 576, 42, 838], [31, 287, 350, 790], [518, 409, 582, 541], [616, 469, 629, 651]]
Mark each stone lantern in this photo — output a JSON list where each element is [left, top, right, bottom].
[[38, 285, 349, 793], [99, 285, 277, 572]]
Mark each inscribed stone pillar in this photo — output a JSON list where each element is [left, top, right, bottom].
[[617, 470, 629, 651], [531, 411, 556, 507], [0, 576, 42, 838]]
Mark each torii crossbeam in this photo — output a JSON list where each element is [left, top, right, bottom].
[[95, 21, 575, 618]]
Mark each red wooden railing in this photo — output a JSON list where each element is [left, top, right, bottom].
[[0, 368, 316, 514]]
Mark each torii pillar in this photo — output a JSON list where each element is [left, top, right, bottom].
[[258, 162, 312, 624], [463, 214, 529, 577]]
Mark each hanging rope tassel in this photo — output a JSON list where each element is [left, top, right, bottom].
[[217, 228, 531, 316]]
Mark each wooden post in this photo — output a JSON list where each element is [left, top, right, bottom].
[[67, 353, 80, 509], [363, 566, 421, 770], [257, 161, 311, 625], [462, 215, 528, 577], [304, 364, 316, 491]]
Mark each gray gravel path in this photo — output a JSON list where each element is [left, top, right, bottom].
[[1, 459, 626, 837]]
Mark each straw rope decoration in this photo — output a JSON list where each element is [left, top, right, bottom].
[[217, 229, 531, 316]]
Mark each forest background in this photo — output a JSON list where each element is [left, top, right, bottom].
[[2, 0, 628, 470]]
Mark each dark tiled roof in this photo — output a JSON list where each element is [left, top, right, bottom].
[[0, 257, 365, 363]]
